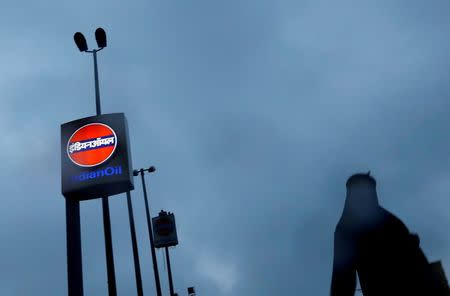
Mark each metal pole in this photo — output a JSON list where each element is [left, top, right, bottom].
[[93, 50, 101, 115], [165, 246, 175, 296], [93, 49, 117, 296], [126, 191, 144, 296], [66, 199, 84, 296], [102, 197, 117, 296], [140, 170, 162, 296]]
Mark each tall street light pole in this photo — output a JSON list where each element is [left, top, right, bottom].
[[73, 28, 144, 296], [134, 166, 163, 296], [74, 28, 117, 296]]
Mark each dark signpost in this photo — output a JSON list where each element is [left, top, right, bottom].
[[187, 286, 196, 296], [153, 210, 178, 248], [153, 210, 179, 296]]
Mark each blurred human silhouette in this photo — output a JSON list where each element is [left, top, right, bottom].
[[330, 172, 449, 296]]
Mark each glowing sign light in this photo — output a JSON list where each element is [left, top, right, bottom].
[[71, 166, 123, 182]]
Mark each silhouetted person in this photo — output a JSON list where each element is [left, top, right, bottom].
[[330, 172, 447, 296]]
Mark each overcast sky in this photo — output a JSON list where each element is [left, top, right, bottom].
[[0, 0, 449, 295]]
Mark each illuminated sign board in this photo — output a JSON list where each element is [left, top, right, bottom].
[[61, 113, 134, 201], [152, 211, 178, 248]]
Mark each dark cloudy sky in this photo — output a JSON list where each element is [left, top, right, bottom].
[[0, 0, 449, 295]]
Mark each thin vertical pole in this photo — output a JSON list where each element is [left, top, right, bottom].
[[126, 191, 144, 296], [93, 49, 117, 296], [93, 50, 101, 115], [165, 246, 175, 296], [102, 197, 117, 296], [140, 171, 162, 296], [66, 199, 84, 296]]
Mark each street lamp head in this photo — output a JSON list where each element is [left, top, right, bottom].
[[148, 166, 156, 173], [74, 32, 88, 52], [95, 27, 107, 48], [133, 170, 139, 176]]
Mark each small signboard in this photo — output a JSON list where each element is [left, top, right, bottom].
[[188, 287, 196, 296], [152, 211, 178, 248]]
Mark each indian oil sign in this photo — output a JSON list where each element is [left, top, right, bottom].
[[61, 113, 134, 201]]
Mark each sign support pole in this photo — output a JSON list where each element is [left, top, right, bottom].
[[66, 198, 84, 296], [165, 246, 175, 296], [101, 196, 117, 295]]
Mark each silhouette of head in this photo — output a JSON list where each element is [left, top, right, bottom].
[[343, 171, 379, 219]]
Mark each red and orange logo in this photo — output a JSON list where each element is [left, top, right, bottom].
[[67, 123, 117, 167]]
